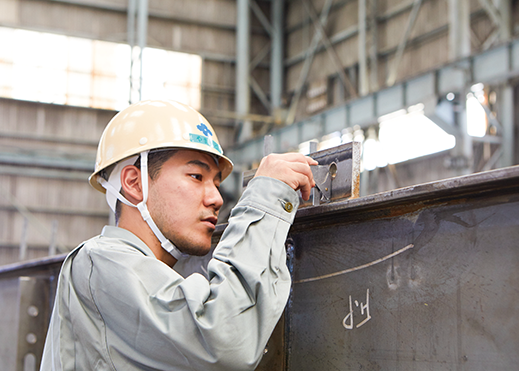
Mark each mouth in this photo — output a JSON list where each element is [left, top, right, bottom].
[[201, 216, 218, 229]]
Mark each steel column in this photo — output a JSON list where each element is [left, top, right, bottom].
[[236, 0, 252, 142], [449, 0, 470, 60], [128, 0, 148, 103], [369, 0, 379, 92], [270, 0, 284, 114], [137, 0, 148, 101], [358, 0, 368, 95], [497, 0, 512, 41], [498, 84, 514, 168], [127, 0, 137, 104]]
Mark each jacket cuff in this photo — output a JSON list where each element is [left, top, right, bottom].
[[237, 176, 300, 224]]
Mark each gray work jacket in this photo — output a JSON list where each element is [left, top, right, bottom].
[[40, 177, 298, 371]]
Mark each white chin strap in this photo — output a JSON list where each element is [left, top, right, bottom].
[[98, 151, 185, 260]]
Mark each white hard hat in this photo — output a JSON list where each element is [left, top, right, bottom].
[[89, 99, 233, 193]]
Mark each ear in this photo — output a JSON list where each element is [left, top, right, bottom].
[[120, 165, 143, 203]]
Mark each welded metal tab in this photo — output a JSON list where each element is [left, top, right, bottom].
[[242, 141, 361, 207]]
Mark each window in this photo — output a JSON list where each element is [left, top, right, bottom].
[[0, 27, 202, 110]]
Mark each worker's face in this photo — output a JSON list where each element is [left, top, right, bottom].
[[147, 149, 223, 256]]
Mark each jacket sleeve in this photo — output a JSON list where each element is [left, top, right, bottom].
[[87, 176, 299, 371]]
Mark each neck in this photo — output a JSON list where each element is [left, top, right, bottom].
[[118, 209, 178, 268]]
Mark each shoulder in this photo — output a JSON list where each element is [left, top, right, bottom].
[[70, 234, 184, 294]]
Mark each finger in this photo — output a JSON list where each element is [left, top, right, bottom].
[[306, 156, 319, 166], [285, 161, 316, 187], [271, 152, 316, 165], [297, 176, 313, 201]]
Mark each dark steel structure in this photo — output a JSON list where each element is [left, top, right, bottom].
[[2, 166, 519, 370]]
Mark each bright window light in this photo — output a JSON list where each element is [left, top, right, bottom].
[[466, 95, 487, 137], [466, 83, 487, 138], [142, 47, 202, 109], [377, 104, 456, 165], [0, 27, 202, 110], [363, 137, 382, 171], [319, 131, 342, 151]]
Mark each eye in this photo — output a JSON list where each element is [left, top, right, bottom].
[[190, 174, 203, 181]]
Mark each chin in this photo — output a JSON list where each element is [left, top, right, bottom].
[[179, 241, 212, 257]]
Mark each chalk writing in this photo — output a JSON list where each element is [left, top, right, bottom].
[[342, 288, 371, 330]]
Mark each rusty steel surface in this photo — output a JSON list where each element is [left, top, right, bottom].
[[283, 166, 519, 370]]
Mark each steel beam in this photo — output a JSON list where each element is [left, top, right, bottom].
[[303, 0, 357, 98], [286, 7, 487, 69], [249, 0, 273, 37], [282, 166, 519, 370], [229, 39, 519, 167], [286, 0, 334, 125], [30, 0, 261, 33], [386, 0, 422, 86], [249, 76, 272, 112], [4, 166, 519, 370]]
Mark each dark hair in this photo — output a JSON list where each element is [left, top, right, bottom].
[[114, 150, 177, 224]]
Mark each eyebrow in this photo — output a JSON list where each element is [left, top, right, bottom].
[[187, 159, 222, 181]]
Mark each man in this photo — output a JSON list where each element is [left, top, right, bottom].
[[40, 100, 316, 370]]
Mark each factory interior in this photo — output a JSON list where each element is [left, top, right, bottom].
[[1, 0, 519, 370]]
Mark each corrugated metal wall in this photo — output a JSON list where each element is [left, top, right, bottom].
[[0, 99, 114, 264]]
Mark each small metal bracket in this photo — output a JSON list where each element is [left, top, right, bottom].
[[304, 142, 361, 207], [242, 141, 361, 208], [311, 162, 336, 205]]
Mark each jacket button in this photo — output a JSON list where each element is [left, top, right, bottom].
[[284, 202, 293, 213]]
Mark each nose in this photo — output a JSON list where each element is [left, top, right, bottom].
[[205, 183, 223, 211]]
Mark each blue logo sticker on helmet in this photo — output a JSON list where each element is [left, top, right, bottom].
[[188, 133, 223, 154], [197, 123, 213, 137]]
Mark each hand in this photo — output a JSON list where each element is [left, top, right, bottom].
[[254, 153, 318, 201]]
